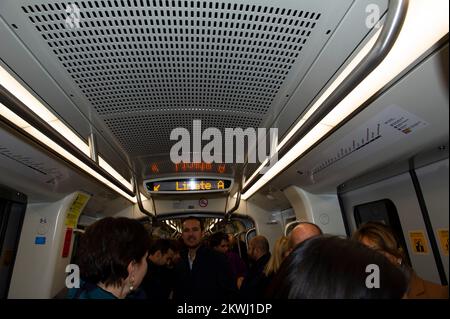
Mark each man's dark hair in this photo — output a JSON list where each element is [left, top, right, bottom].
[[209, 231, 228, 248], [149, 238, 173, 255], [182, 216, 204, 231], [168, 238, 182, 252], [76, 217, 150, 287], [268, 236, 408, 299]]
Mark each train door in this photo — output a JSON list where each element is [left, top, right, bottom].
[[0, 185, 26, 298], [339, 157, 449, 285]]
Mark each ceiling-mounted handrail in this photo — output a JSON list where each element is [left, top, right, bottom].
[[132, 175, 157, 219], [0, 85, 135, 197], [284, 220, 302, 237], [242, 0, 409, 194], [232, 230, 248, 259], [224, 190, 241, 221], [244, 227, 256, 249]]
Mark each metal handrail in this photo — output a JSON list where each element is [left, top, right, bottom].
[[245, 227, 256, 249], [232, 230, 247, 258], [242, 0, 409, 193], [0, 85, 135, 197], [225, 191, 241, 219], [284, 220, 301, 237], [133, 175, 156, 219]]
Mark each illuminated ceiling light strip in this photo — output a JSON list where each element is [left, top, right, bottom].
[[243, 31, 381, 188], [0, 64, 135, 195], [242, 0, 449, 200], [0, 66, 57, 122], [242, 124, 331, 200], [0, 65, 89, 156], [98, 156, 133, 191], [0, 103, 137, 202], [48, 119, 90, 156], [0, 102, 138, 203]]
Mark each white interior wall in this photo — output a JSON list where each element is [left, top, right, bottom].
[[154, 197, 227, 216], [283, 185, 347, 236], [237, 198, 284, 252], [113, 201, 151, 219], [8, 192, 89, 298]]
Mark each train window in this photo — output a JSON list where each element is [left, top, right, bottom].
[[0, 186, 27, 299], [353, 199, 411, 266], [148, 215, 254, 240]]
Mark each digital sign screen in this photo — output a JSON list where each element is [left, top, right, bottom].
[[145, 178, 232, 193], [174, 163, 227, 174]]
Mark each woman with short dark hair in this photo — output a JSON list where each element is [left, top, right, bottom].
[[268, 236, 409, 299], [67, 217, 150, 299]]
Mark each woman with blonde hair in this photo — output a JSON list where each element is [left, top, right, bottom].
[[353, 221, 448, 299], [264, 236, 290, 278]]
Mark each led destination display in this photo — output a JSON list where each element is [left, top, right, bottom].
[[145, 178, 232, 193]]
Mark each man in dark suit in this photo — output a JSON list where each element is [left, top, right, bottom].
[[173, 217, 237, 301], [239, 235, 271, 299], [140, 238, 176, 300]]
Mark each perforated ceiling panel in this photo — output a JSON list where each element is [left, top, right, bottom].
[[18, 0, 321, 156], [104, 112, 261, 154]]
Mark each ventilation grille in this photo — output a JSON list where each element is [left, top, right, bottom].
[[21, 1, 321, 156]]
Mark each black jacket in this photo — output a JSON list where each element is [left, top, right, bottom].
[[173, 245, 237, 301], [239, 253, 271, 299], [140, 261, 174, 300]]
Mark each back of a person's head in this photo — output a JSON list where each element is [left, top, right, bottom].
[[288, 222, 323, 249], [352, 221, 406, 263], [168, 238, 182, 252], [270, 236, 408, 299], [76, 217, 150, 287]]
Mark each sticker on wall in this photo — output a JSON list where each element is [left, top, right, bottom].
[[409, 231, 429, 255], [437, 229, 449, 256], [37, 217, 50, 235], [199, 198, 208, 208], [35, 236, 46, 245], [65, 192, 91, 228]]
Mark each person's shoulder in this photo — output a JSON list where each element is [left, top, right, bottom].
[[423, 280, 449, 299], [227, 251, 240, 259], [409, 272, 449, 299], [202, 246, 228, 262]]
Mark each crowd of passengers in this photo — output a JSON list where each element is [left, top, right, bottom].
[[67, 216, 449, 299]]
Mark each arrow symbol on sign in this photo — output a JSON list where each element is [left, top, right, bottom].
[[153, 184, 160, 191]]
